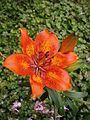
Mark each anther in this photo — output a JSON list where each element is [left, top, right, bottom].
[[45, 51, 49, 58]]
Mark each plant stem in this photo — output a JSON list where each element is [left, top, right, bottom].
[[54, 104, 56, 120]]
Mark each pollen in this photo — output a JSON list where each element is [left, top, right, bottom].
[[33, 74, 42, 83], [26, 44, 34, 57], [21, 61, 29, 69]]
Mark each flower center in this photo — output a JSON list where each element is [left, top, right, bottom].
[[30, 52, 51, 75]]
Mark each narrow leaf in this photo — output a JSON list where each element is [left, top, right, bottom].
[[64, 91, 88, 99], [46, 88, 64, 115], [66, 99, 78, 116]]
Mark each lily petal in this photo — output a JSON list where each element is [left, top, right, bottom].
[[43, 66, 72, 91], [35, 29, 60, 57], [30, 75, 44, 99], [51, 52, 78, 68], [3, 54, 33, 76], [60, 33, 77, 53], [20, 28, 35, 57]]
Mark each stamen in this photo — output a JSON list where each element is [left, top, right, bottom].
[[45, 51, 49, 58], [32, 57, 38, 65], [35, 67, 39, 76], [31, 64, 37, 68], [39, 67, 46, 72], [43, 58, 51, 66], [30, 51, 51, 76]]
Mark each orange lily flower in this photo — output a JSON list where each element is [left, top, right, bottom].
[[3, 28, 78, 99]]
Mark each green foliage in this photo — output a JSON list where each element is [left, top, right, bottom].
[[66, 60, 82, 72], [0, 0, 89, 119], [64, 91, 88, 99], [46, 88, 64, 115]]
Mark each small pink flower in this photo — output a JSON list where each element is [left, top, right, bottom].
[[34, 101, 49, 114], [42, 109, 49, 114], [49, 115, 63, 120], [27, 118, 33, 120], [50, 116, 54, 120], [56, 115, 63, 120], [18, 80, 22, 85], [77, 83, 81, 87], [49, 110, 54, 116], [86, 57, 90, 62], [11, 101, 21, 112]]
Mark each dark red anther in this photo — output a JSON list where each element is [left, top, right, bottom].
[[45, 51, 49, 58]]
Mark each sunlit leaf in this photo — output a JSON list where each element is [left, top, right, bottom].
[[64, 91, 88, 99], [66, 60, 82, 72]]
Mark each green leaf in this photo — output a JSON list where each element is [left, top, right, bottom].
[[64, 91, 88, 99], [83, 114, 90, 120], [46, 88, 64, 115], [66, 60, 82, 72], [67, 99, 78, 116]]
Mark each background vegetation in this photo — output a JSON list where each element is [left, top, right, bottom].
[[0, 0, 90, 120]]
